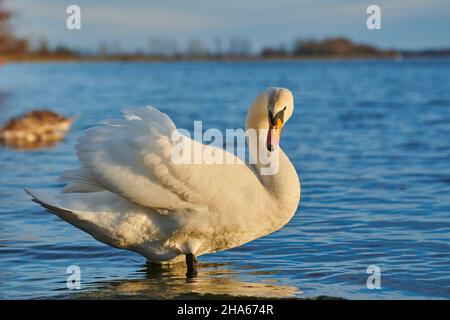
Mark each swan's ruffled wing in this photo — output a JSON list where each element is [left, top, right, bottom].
[[68, 107, 263, 213]]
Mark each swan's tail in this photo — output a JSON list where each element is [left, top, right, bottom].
[[23, 188, 151, 250], [23, 188, 117, 245], [25, 188, 74, 217]]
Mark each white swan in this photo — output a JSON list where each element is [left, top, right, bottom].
[[26, 87, 301, 276]]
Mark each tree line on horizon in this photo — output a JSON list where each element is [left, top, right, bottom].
[[1, 1, 449, 61]]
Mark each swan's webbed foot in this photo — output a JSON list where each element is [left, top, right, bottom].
[[185, 253, 198, 278]]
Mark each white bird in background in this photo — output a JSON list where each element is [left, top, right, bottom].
[[26, 87, 301, 277]]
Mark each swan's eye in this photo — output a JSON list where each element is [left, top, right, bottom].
[[283, 106, 287, 111]]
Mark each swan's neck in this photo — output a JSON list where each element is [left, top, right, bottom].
[[255, 143, 300, 216], [245, 98, 301, 218]]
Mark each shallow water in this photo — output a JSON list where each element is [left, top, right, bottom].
[[0, 60, 449, 299]]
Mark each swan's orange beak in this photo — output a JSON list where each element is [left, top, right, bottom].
[[267, 114, 283, 152]]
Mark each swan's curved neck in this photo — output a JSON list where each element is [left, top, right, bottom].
[[245, 97, 300, 216]]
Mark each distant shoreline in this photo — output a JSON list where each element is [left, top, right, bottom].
[[2, 53, 450, 64], [2, 34, 450, 64]]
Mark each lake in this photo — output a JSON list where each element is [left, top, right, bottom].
[[0, 60, 449, 299]]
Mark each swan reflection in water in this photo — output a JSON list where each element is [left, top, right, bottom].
[[60, 262, 301, 299], [0, 139, 61, 150]]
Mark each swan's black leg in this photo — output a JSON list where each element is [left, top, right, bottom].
[[185, 253, 198, 278]]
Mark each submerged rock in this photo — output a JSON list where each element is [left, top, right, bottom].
[[0, 109, 74, 149]]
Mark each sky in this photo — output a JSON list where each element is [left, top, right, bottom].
[[5, 0, 450, 52]]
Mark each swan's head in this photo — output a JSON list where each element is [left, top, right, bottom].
[[246, 87, 294, 151]]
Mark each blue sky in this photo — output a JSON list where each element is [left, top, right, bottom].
[[6, 0, 450, 52]]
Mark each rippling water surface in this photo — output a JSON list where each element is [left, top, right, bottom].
[[0, 60, 449, 299]]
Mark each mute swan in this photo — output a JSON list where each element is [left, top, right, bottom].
[[1, 110, 73, 148], [26, 87, 301, 277]]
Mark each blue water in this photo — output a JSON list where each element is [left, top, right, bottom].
[[0, 60, 449, 299]]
